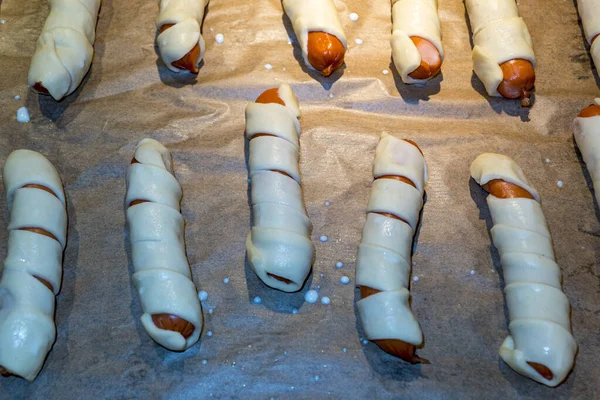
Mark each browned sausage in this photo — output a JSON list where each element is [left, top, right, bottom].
[[497, 59, 535, 107], [32, 82, 50, 95], [33, 275, 54, 292], [160, 24, 201, 74], [408, 37, 442, 80], [307, 32, 346, 77], [152, 313, 195, 339], [482, 178, 553, 380], [578, 104, 600, 118], [22, 183, 58, 199]]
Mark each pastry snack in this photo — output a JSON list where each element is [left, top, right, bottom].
[[391, 0, 444, 83], [282, 0, 347, 77], [574, 98, 600, 203], [245, 84, 314, 292], [0, 150, 67, 381], [356, 133, 428, 363], [126, 139, 203, 351], [577, 0, 600, 72], [470, 153, 577, 387], [156, 0, 209, 74], [28, 0, 102, 100], [464, 0, 536, 106]]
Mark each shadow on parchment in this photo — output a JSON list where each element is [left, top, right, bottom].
[[352, 192, 428, 383], [573, 136, 600, 228], [281, 12, 344, 91], [154, 3, 210, 88], [572, 0, 600, 87], [390, 60, 442, 104], [462, 2, 533, 121], [242, 131, 315, 313]]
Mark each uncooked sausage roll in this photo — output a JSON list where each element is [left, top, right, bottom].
[[282, 0, 347, 77], [126, 139, 203, 351], [574, 98, 600, 203], [391, 0, 444, 83], [156, 0, 209, 74], [28, 0, 102, 100], [465, 0, 536, 106], [356, 133, 428, 364], [577, 0, 600, 72], [0, 150, 67, 381], [245, 84, 314, 292], [470, 153, 577, 387]]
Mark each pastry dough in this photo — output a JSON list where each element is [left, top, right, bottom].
[[156, 0, 209, 73], [577, 0, 600, 71], [470, 153, 577, 387], [28, 0, 102, 100], [126, 139, 203, 351], [465, 0, 535, 96], [574, 98, 600, 203], [282, 0, 347, 71], [0, 150, 67, 381], [245, 84, 314, 292], [356, 133, 427, 349], [391, 0, 444, 84]]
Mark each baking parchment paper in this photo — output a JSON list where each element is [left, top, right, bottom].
[[0, 0, 599, 398]]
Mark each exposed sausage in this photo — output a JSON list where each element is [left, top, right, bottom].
[[307, 32, 346, 77], [408, 37, 442, 80], [159, 24, 201, 74], [497, 59, 536, 107], [577, 104, 600, 118], [151, 313, 195, 339]]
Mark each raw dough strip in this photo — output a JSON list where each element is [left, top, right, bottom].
[[574, 98, 600, 203], [391, 0, 444, 83], [470, 153, 577, 387], [356, 133, 428, 363], [464, 0, 536, 103], [0, 150, 67, 382], [126, 139, 203, 351], [28, 0, 102, 100], [577, 0, 600, 72], [282, 0, 347, 75], [156, 0, 209, 74], [245, 84, 314, 292]]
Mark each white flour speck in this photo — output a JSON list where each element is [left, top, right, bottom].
[[382, 69, 389, 75], [314, 375, 320, 382], [362, 339, 368, 345], [545, 158, 551, 163], [342, 348, 347, 353], [321, 296, 331, 305], [325, 201, 330, 206], [557, 180, 563, 188], [319, 235, 328, 242], [292, 308, 298, 314], [16, 107, 30, 123], [581, 245, 585, 250], [248, 178, 251, 183], [340, 276, 350, 284], [210, 28, 214, 32], [329, 93, 334, 99], [355, 38, 363, 45], [14, 95, 20, 100], [284, 351, 288, 355], [215, 33, 224, 44], [282, 67, 286, 71], [0, 20, 6, 24], [349, 12, 359, 21], [202, 359, 208, 365], [288, 38, 293, 45], [320, 273, 324, 278], [305, 290, 319, 303], [207, 331, 213, 337], [265, 63, 273, 70], [336, 261, 343, 268], [491, 269, 495, 273], [223, 278, 230, 284], [413, 261, 417, 266], [198, 290, 208, 301], [253, 296, 262, 304], [470, 270, 475, 275], [208, 308, 213, 314], [413, 276, 419, 282]]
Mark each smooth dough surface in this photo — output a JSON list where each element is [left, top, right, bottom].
[[390, 0, 443, 84], [574, 99, 600, 204], [0, 150, 66, 382], [156, 0, 209, 72], [470, 153, 577, 387], [126, 138, 203, 351], [577, 0, 600, 44], [245, 83, 314, 292], [282, 0, 347, 70], [28, 0, 102, 100]]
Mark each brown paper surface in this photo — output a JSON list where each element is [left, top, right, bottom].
[[0, 0, 599, 398]]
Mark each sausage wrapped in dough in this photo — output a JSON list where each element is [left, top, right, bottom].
[[126, 139, 203, 351], [0, 150, 67, 381], [245, 84, 314, 292], [356, 133, 428, 363], [470, 153, 577, 387], [28, 0, 103, 100], [576, 0, 600, 72]]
